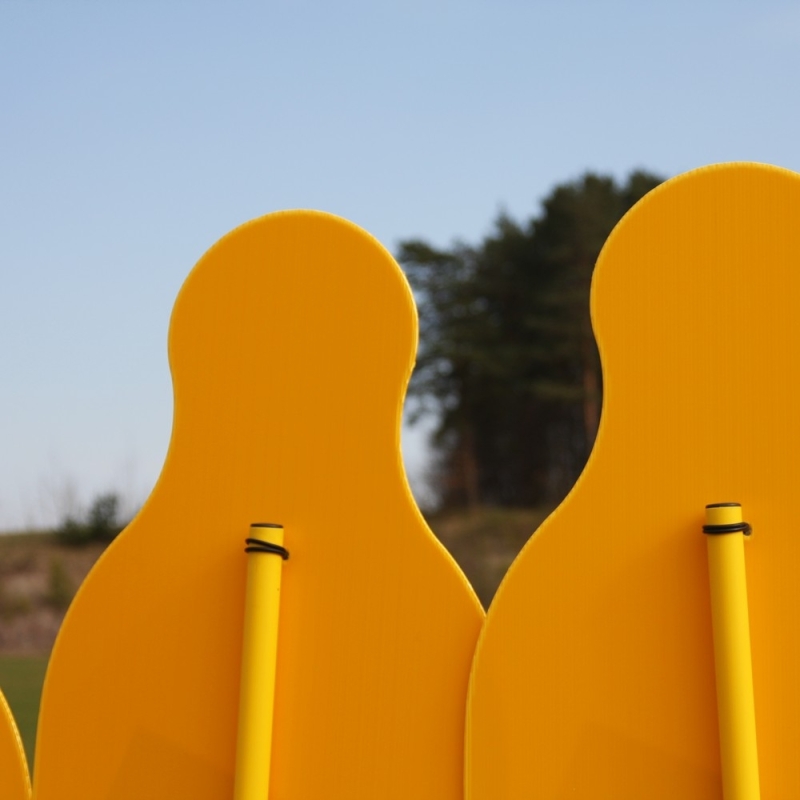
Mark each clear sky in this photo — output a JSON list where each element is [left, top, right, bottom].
[[1, 1, 798, 530]]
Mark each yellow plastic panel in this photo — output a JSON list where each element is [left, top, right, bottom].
[[466, 163, 800, 798], [0, 689, 30, 799], [32, 212, 484, 799]]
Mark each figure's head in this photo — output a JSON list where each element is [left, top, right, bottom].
[[590, 163, 800, 493], [163, 210, 418, 512]]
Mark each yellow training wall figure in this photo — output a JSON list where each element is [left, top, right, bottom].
[[27, 212, 484, 799], [465, 163, 800, 798], [704, 503, 759, 800], [0, 688, 29, 800]]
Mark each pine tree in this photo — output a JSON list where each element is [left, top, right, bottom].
[[399, 170, 663, 509]]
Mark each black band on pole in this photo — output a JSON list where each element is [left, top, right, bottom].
[[702, 522, 752, 536], [244, 537, 290, 559]]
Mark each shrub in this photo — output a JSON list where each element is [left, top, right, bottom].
[[57, 493, 124, 545]]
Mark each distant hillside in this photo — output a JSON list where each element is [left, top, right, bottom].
[[0, 533, 106, 654], [429, 507, 551, 607], [0, 508, 551, 654]]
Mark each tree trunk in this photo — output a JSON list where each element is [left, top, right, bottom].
[[581, 330, 600, 454], [461, 423, 481, 512]]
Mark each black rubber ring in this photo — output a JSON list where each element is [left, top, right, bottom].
[[244, 537, 290, 559], [702, 522, 752, 536]]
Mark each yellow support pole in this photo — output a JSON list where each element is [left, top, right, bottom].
[[233, 523, 288, 800], [704, 502, 760, 800]]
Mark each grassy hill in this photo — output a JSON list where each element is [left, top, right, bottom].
[[0, 533, 107, 654], [0, 506, 551, 653], [427, 506, 552, 607], [0, 507, 551, 764]]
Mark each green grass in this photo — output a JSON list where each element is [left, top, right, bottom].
[[0, 655, 49, 770]]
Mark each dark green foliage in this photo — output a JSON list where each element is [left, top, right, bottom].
[[399, 170, 663, 509], [56, 492, 124, 545], [57, 515, 91, 545], [86, 493, 120, 540]]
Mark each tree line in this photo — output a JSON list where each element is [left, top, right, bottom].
[[398, 170, 663, 510]]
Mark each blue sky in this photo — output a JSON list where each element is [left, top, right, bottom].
[[1, 2, 799, 529]]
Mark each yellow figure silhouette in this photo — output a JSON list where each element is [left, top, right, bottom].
[[466, 163, 800, 798], [26, 212, 483, 799], [0, 688, 29, 799]]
